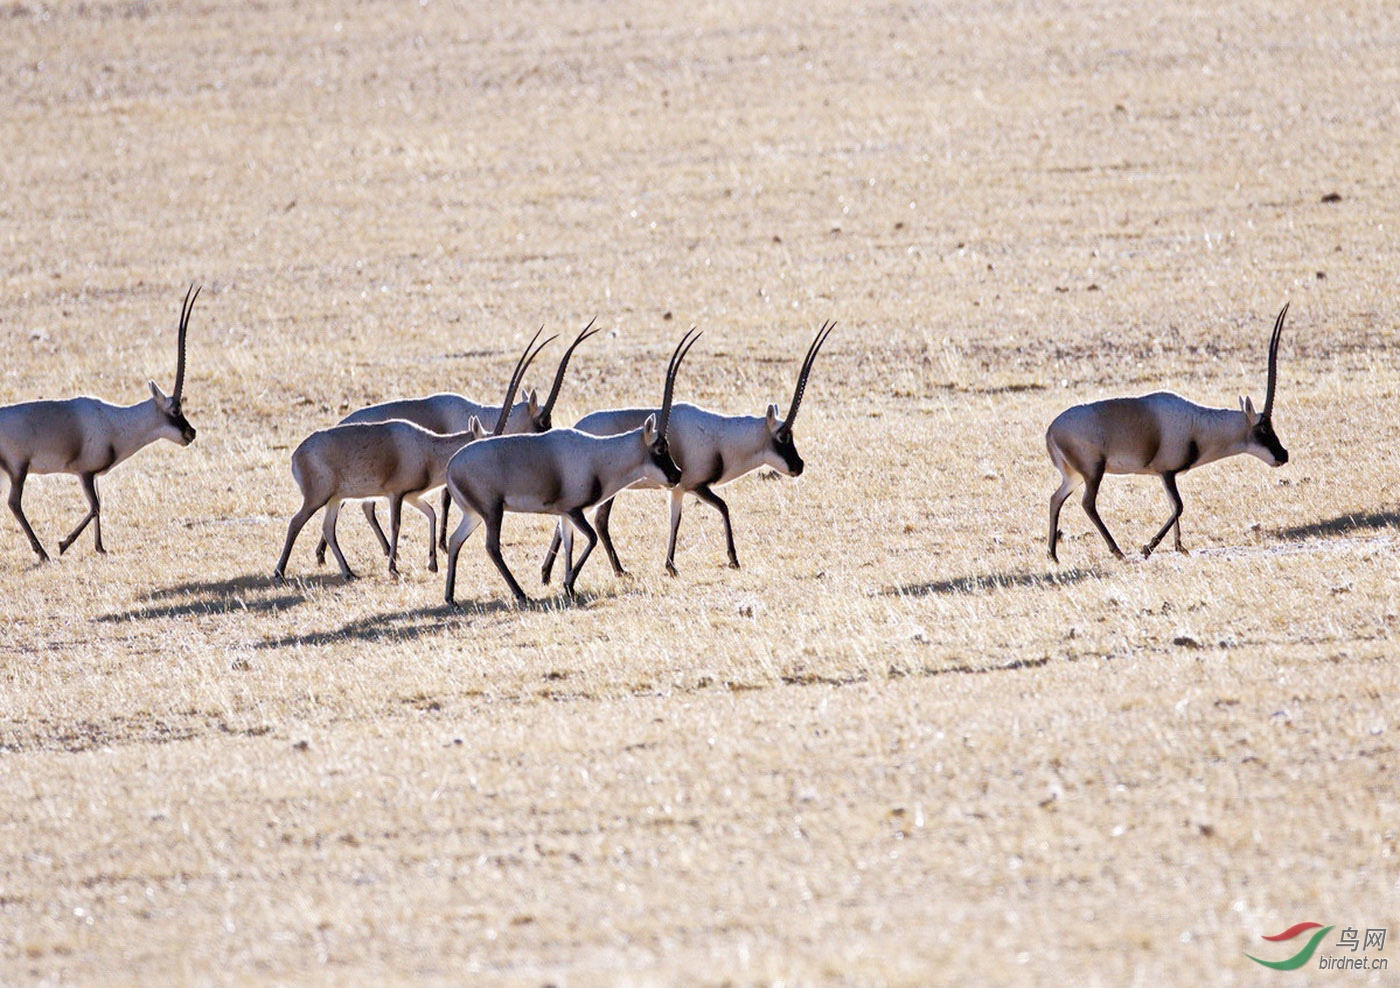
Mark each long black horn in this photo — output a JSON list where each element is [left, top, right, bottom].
[[493, 327, 555, 436], [173, 283, 201, 402], [1261, 302, 1288, 420], [539, 316, 602, 424], [782, 320, 835, 429], [656, 327, 702, 439]]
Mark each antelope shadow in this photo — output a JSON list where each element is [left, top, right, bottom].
[[1272, 509, 1400, 541], [97, 572, 340, 622], [254, 592, 596, 650], [882, 566, 1100, 598]]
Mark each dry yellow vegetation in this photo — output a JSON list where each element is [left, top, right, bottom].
[[1, 0, 1397, 984]]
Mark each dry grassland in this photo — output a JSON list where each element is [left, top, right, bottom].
[[2, 0, 1399, 983]]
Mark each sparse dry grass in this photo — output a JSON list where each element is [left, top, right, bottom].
[[1, 0, 1398, 984]]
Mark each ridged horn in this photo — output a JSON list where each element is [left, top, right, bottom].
[[782, 320, 835, 431], [657, 326, 702, 439], [539, 316, 602, 426], [493, 327, 555, 437], [1261, 302, 1288, 421], [173, 283, 201, 402]]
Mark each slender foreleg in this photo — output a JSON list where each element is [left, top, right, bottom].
[[403, 492, 439, 572], [320, 499, 355, 579], [559, 517, 574, 586], [386, 493, 405, 574], [691, 484, 738, 569], [438, 487, 451, 551], [443, 506, 482, 606], [364, 501, 392, 555], [4, 463, 50, 561], [562, 508, 598, 597], [541, 522, 563, 585], [664, 487, 686, 576], [58, 473, 104, 555], [316, 500, 391, 565], [594, 497, 626, 576], [1047, 473, 1080, 563], [1142, 472, 1186, 559], [274, 497, 326, 580], [480, 500, 529, 603], [1080, 460, 1124, 559]]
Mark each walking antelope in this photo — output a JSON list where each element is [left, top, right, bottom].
[[273, 331, 552, 581], [319, 319, 601, 561], [0, 284, 200, 560], [539, 320, 834, 582], [1046, 303, 1291, 562], [443, 328, 699, 605]]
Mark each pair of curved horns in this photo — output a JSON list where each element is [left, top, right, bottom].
[[540, 317, 602, 422], [173, 283, 201, 402], [1261, 303, 1288, 421], [494, 327, 556, 436], [657, 327, 702, 439], [782, 320, 836, 430]]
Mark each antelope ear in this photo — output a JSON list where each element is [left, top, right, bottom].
[[526, 388, 539, 413], [766, 403, 781, 432], [468, 415, 485, 439], [149, 380, 171, 405], [1241, 395, 1259, 425], [642, 413, 658, 445]]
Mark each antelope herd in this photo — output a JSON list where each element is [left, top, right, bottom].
[[0, 286, 1297, 601]]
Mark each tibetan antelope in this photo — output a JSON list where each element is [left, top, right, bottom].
[[443, 328, 699, 605], [320, 318, 601, 561], [273, 331, 551, 582], [1046, 303, 1291, 562], [539, 320, 834, 582], [0, 284, 201, 561]]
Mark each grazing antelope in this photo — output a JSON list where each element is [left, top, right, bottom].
[[1046, 303, 1291, 562], [539, 320, 834, 582], [320, 319, 601, 561], [443, 328, 699, 605], [273, 331, 551, 582], [0, 284, 200, 561]]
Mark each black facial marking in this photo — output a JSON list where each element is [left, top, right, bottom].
[[1255, 419, 1288, 464], [651, 440, 683, 486], [774, 430, 803, 476], [170, 403, 197, 444]]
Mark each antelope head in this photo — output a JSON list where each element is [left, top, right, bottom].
[[149, 283, 200, 446], [762, 320, 835, 476], [533, 317, 602, 431], [647, 327, 702, 486], [1239, 303, 1289, 466]]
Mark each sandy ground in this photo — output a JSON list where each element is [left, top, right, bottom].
[[1, 0, 1398, 983]]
